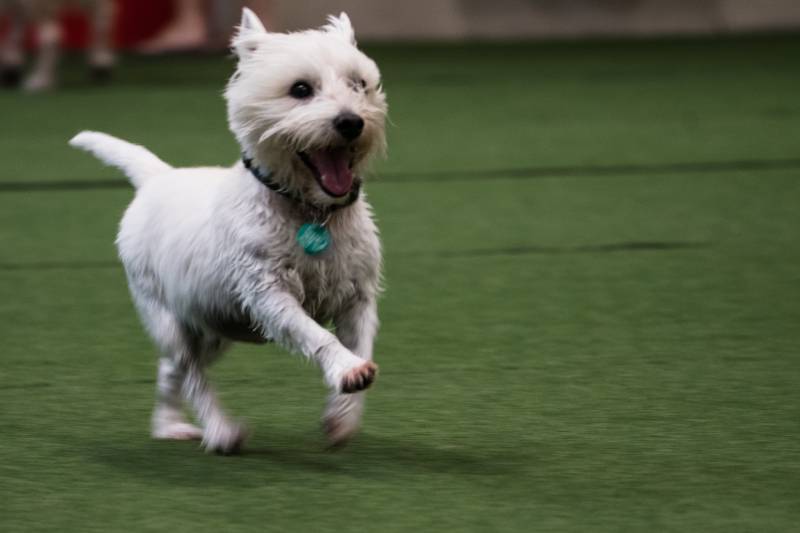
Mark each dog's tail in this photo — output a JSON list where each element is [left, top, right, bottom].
[[69, 131, 172, 189]]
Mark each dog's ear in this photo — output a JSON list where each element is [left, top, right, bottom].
[[325, 12, 356, 46], [240, 7, 267, 35], [232, 8, 268, 59]]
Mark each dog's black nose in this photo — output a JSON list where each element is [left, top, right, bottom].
[[333, 112, 364, 141]]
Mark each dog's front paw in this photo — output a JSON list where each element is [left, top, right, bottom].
[[202, 419, 248, 455], [340, 361, 378, 394], [323, 393, 365, 447]]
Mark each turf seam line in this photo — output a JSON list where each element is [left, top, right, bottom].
[[1, 157, 798, 192], [406, 241, 709, 258], [378, 157, 800, 182], [0, 368, 533, 390], [0, 241, 708, 271], [0, 260, 120, 271]]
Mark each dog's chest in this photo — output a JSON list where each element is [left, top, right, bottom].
[[287, 239, 369, 321], [258, 204, 380, 321], [206, 231, 374, 342]]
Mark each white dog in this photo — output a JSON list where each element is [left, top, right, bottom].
[[69, 9, 387, 453]]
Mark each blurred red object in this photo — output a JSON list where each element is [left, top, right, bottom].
[[0, 0, 173, 49], [115, 0, 173, 48]]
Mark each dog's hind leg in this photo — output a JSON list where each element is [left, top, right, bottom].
[[134, 294, 241, 452], [324, 297, 379, 445], [140, 302, 204, 442], [152, 355, 203, 441], [130, 274, 245, 453], [152, 332, 246, 453], [181, 337, 248, 454]]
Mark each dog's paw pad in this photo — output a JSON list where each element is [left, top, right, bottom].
[[152, 422, 203, 441], [340, 361, 378, 394]]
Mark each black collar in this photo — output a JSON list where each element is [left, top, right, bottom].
[[242, 155, 361, 216]]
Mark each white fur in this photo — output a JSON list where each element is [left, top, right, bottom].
[[70, 131, 171, 188], [69, 10, 387, 453]]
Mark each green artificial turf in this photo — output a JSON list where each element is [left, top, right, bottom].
[[1, 35, 799, 532]]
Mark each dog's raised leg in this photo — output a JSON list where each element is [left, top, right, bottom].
[[246, 288, 378, 394], [324, 297, 379, 445]]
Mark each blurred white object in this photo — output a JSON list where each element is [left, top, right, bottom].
[[0, 0, 115, 91]]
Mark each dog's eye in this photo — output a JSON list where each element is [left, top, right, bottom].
[[350, 78, 367, 92], [289, 81, 314, 99]]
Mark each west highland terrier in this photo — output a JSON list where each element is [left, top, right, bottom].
[[69, 8, 387, 453]]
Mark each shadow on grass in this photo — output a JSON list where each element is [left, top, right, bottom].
[[88, 430, 527, 487]]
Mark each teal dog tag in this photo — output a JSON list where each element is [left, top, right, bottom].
[[297, 223, 331, 255]]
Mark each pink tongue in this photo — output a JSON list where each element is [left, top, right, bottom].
[[309, 148, 353, 197]]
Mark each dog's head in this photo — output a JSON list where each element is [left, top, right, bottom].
[[226, 9, 387, 207]]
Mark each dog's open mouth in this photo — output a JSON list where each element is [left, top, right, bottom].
[[298, 148, 355, 198]]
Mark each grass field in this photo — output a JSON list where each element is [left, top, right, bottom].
[[1, 35, 799, 531]]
